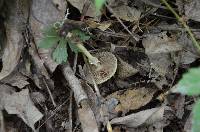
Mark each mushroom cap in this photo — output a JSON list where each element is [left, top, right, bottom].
[[117, 57, 139, 79], [84, 52, 117, 84]]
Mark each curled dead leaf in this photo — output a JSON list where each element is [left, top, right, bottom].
[[0, 87, 43, 131], [106, 87, 157, 113], [110, 107, 164, 127]]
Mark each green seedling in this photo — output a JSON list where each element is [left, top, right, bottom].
[[95, 0, 106, 13], [38, 23, 99, 65], [173, 67, 200, 132]]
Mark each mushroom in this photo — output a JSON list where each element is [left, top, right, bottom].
[[116, 57, 139, 79], [84, 52, 117, 84]]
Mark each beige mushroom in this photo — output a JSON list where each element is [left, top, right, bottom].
[[84, 52, 117, 84], [116, 57, 138, 79]]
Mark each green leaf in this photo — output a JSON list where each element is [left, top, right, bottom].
[[68, 42, 80, 54], [38, 25, 60, 48], [52, 38, 68, 64], [43, 25, 58, 36], [192, 100, 200, 132], [95, 0, 106, 11], [173, 67, 200, 95], [71, 30, 90, 42], [38, 36, 60, 49]]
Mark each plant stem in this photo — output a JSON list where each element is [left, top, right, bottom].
[[76, 43, 100, 66], [160, 0, 200, 53]]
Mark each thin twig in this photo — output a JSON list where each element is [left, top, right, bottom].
[[43, 78, 57, 107], [37, 99, 69, 130], [68, 91, 73, 132], [105, 3, 140, 41], [28, 30, 57, 107], [160, 0, 200, 53]]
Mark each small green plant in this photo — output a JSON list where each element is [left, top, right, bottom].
[[173, 67, 200, 132], [38, 23, 99, 65], [95, 0, 106, 12]]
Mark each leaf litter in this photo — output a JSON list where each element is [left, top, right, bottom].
[[0, 0, 200, 131]]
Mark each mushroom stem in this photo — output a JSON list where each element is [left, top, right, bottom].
[[76, 43, 100, 66]]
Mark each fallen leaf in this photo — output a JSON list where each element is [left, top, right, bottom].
[[148, 53, 173, 76], [2, 88, 43, 131], [106, 87, 157, 113], [177, 33, 200, 65], [0, 0, 26, 80], [127, 121, 164, 132], [152, 76, 168, 89], [78, 100, 99, 132], [110, 107, 164, 127], [67, 0, 97, 18], [1, 72, 29, 89], [142, 32, 182, 54], [86, 20, 111, 31], [30, 92, 46, 104], [111, 5, 141, 22], [0, 84, 15, 110], [184, 0, 200, 22]]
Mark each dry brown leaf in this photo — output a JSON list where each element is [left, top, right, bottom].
[[152, 76, 168, 89], [184, 0, 200, 22], [0, 0, 26, 80], [110, 107, 164, 127], [0, 84, 15, 110], [149, 53, 173, 77], [78, 100, 99, 132], [98, 22, 111, 31], [1, 72, 29, 89], [86, 20, 111, 31], [2, 89, 43, 131], [142, 32, 182, 54], [30, 92, 46, 104], [111, 5, 141, 22], [142, 32, 177, 76], [106, 87, 156, 112], [177, 33, 200, 65], [67, 0, 97, 18]]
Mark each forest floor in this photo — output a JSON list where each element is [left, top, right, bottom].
[[0, 0, 200, 132]]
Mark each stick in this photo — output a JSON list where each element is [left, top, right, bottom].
[[62, 63, 88, 104]]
